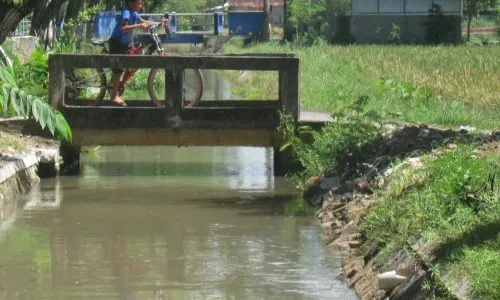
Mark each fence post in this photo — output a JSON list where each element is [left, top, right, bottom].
[[279, 60, 299, 124], [165, 67, 184, 121], [48, 54, 65, 109]]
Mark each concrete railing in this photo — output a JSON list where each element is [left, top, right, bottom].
[[48, 53, 299, 132]]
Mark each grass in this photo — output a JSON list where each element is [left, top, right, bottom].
[[358, 145, 499, 298], [217, 70, 279, 100], [450, 238, 500, 300], [0, 131, 25, 151], [361, 145, 499, 246], [222, 39, 500, 129]]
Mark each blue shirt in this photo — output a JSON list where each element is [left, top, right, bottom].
[[110, 8, 141, 46]]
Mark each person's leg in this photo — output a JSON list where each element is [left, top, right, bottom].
[[110, 72, 126, 106], [107, 38, 128, 106]]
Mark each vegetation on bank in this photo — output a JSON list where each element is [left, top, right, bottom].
[[361, 145, 499, 298], [222, 39, 500, 129], [221, 37, 500, 298], [278, 100, 499, 297]]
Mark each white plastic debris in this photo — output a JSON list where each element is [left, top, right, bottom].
[[377, 270, 407, 290], [459, 125, 476, 133]]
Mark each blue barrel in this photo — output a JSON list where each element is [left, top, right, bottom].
[[227, 11, 264, 36]]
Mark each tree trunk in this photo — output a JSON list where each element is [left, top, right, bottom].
[[261, 0, 271, 41], [65, 0, 83, 22], [0, 0, 39, 45], [30, 0, 68, 41]]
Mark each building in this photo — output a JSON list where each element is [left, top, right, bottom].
[[350, 0, 463, 43]]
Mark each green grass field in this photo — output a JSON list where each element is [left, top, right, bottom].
[[222, 39, 500, 129]]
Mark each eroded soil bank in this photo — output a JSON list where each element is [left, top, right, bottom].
[[303, 124, 499, 299]]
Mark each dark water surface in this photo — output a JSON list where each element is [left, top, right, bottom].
[[0, 146, 356, 300]]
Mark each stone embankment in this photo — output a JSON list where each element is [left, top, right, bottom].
[[303, 124, 499, 299], [0, 118, 60, 222]]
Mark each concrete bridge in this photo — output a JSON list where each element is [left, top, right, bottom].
[[48, 53, 331, 174]]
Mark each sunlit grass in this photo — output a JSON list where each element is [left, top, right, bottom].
[[451, 239, 500, 299], [0, 131, 25, 151], [222, 39, 500, 129]]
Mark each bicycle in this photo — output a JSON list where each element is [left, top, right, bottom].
[[65, 21, 204, 108]]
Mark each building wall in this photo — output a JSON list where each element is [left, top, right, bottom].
[[348, 15, 461, 44], [349, 0, 462, 43], [352, 0, 462, 14]]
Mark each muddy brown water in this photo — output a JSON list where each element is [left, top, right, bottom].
[[0, 146, 356, 300]]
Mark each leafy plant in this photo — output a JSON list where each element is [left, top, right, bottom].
[[55, 4, 103, 53], [0, 59, 72, 142], [376, 78, 434, 108], [13, 47, 48, 97], [388, 23, 401, 44], [279, 96, 381, 180]]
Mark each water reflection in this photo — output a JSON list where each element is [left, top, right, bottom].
[[0, 146, 356, 300]]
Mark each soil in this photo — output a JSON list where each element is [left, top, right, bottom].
[[0, 118, 59, 155]]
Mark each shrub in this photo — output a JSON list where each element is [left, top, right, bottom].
[[279, 96, 381, 181]]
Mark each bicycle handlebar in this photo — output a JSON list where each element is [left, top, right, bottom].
[[147, 21, 172, 34]]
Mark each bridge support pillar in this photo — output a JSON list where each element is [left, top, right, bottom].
[[273, 147, 301, 176], [59, 143, 81, 175]]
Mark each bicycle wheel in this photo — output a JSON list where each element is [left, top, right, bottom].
[[147, 68, 203, 108], [65, 68, 107, 104]]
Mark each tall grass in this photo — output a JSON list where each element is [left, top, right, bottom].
[[222, 40, 500, 129]]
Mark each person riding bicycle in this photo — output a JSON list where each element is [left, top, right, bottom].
[[107, 0, 151, 107]]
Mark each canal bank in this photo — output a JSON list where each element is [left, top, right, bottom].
[[303, 124, 499, 299], [0, 118, 61, 221]]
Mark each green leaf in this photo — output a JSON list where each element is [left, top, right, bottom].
[[46, 108, 56, 135], [279, 142, 293, 152], [9, 87, 20, 115], [25, 95, 33, 117], [31, 97, 40, 121], [1, 84, 9, 112], [38, 102, 48, 129], [0, 64, 17, 86], [18, 90, 27, 116], [55, 111, 72, 142]]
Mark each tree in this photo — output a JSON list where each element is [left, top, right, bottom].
[[30, 0, 68, 48], [0, 0, 39, 45], [465, 0, 491, 40]]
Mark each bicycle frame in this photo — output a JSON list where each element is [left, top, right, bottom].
[[117, 23, 167, 92]]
